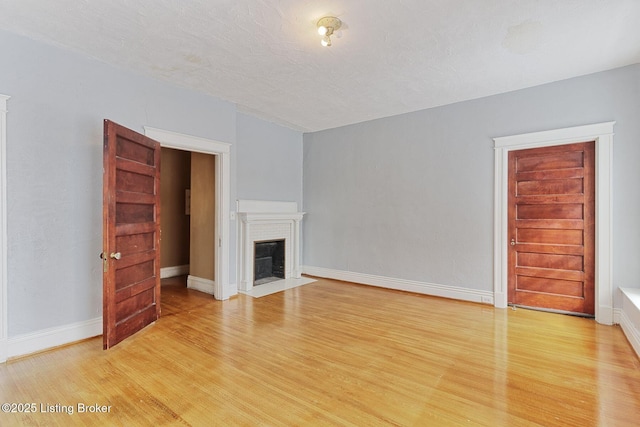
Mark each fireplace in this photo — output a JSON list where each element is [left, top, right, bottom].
[[237, 200, 305, 292], [254, 239, 285, 285]]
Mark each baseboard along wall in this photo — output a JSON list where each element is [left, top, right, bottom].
[[187, 275, 216, 295], [617, 289, 640, 358], [5, 317, 102, 361], [302, 265, 494, 305], [160, 264, 190, 279]]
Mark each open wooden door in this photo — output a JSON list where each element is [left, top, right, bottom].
[[508, 141, 595, 315], [102, 120, 161, 349]]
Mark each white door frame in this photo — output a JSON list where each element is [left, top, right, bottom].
[[493, 122, 615, 325], [0, 95, 8, 362], [144, 126, 232, 300]]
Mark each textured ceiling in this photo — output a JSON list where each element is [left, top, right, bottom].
[[0, 0, 639, 132]]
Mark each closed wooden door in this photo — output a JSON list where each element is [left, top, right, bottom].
[[103, 120, 161, 349], [508, 142, 595, 315]]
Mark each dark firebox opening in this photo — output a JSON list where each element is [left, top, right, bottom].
[[254, 239, 285, 285]]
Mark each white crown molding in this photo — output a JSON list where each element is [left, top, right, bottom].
[[493, 122, 615, 324]]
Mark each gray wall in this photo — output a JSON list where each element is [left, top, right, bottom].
[[0, 29, 303, 337], [236, 112, 303, 205], [303, 64, 640, 305]]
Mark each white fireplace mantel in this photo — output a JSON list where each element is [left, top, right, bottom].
[[237, 200, 305, 292]]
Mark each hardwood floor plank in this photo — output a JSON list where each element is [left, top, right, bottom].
[[1, 276, 639, 426]]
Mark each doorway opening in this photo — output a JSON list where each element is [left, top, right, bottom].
[[145, 126, 231, 300], [160, 148, 217, 295]]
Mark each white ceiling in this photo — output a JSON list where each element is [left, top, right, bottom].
[[0, 0, 639, 132]]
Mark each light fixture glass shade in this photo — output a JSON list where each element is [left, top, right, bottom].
[[317, 16, 341, 47]]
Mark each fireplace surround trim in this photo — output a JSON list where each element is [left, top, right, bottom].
[[237, 200, 305, 292]]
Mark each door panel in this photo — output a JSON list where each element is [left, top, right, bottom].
[[516, 276, 584, 297], [517, 252, 584, 270], [517, 178, 584, 195], [516, 151, 584, 171], [517, 204, 584, 219], [517, 229, 583, 245], [103, 119, 161, 349], [508, 142, 595, 315]]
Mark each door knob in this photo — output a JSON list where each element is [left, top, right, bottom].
[[110, 252, 121, 260], [510, 239, 516, 246]]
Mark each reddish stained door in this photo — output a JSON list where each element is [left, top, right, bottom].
[[508, 142, 595, 315], [103, 120, 161, 349]]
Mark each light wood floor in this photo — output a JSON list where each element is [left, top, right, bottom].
[[1, 277, 639, 426]]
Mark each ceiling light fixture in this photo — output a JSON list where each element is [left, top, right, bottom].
[[317, 16, 341, 47]]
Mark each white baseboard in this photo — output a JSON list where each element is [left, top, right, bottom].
[[187, 275, 216, 295], [226, 282, 238, 298], [302, 265, 494, 305], [597, 305, 615, 326], [618, 288, 640, 358], [0, 338, 6, 363], [6, 317, 102, 361], [616, 308, 640, 358], [161, 264, 189, 279]]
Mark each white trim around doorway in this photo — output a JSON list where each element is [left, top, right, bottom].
[[144, 126, 232, 300], [493, 121, 615, 325], [0, 95, 9, 362]]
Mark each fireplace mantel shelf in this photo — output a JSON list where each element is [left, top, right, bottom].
[[238, 212, 305, 222]]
